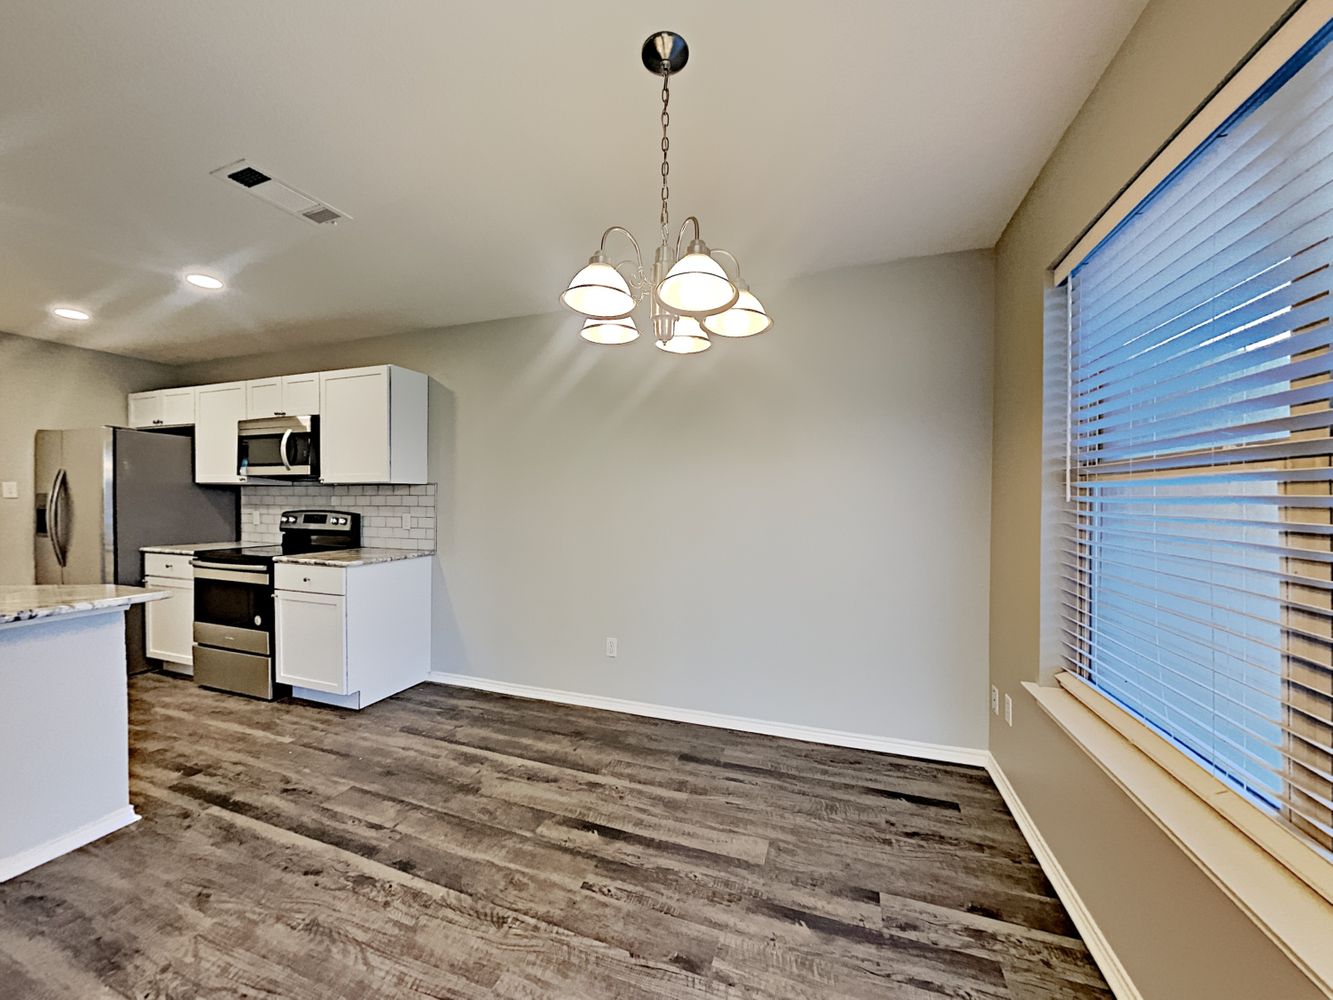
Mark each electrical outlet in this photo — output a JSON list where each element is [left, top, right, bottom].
[[1004, 693, 1013, 727], [605, 636, 618, 658], [1, 481, 17, 499], [991, 686, 999, 716]]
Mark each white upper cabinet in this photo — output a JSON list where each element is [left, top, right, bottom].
[[128, 387, 195, 428], [129, 366, 425, 486], [194, 382, 248, 483], [319, 366, 427, 484], [127, 392, 161, 428], [282, 373, 321, 415], [245, 372, 320, 419], [245, 378, 283, 419], [160, 387, 197, 426]]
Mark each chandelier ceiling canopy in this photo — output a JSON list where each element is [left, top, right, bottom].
[[559, 31, 772, 355]]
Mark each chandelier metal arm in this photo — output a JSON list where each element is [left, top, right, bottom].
[[709, 248, 744, 283], [673, 216, 701, 259], [598, 225, 645, 269], [611, 260, 645, 295]]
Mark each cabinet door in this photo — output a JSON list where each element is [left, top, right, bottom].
[[144, 577, 194, 665], [159, 386, 197, 426], [127, 391, 162, 428], [275, 590, 347, 692], [195, 382, 248, 483], [282, 373, 321, 415], [246, 378, 284, 418], [320, 368, 390, 483]]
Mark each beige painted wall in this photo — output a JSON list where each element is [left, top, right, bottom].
[[0, 332, 175, 584], [184, 251, 995, 751], [990, 1, 1322, 997]]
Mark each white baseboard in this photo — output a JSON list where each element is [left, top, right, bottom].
[[425, 671, 987, 767], [0, 805, 139, 883], [986, 754, 1141, 1000]]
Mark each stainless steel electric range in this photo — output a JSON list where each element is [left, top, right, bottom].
[[190, 509, 361, 699]]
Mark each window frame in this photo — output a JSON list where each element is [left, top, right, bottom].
[[1040, 0, 1333, 932]]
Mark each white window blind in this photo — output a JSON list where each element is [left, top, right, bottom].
[[1063, 20, 1333, 861]]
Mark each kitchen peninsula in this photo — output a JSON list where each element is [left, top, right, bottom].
[[0, 585, 165, 881]]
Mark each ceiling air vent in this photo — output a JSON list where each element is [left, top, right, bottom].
[[210, 159, 350, 226], [302, 206, 343, 225], [227, 165, 270, 188]]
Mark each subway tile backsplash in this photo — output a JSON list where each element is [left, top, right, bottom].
[[240, 484, 436, 551]]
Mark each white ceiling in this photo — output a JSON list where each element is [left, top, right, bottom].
[[0, 1, 1146, 364]]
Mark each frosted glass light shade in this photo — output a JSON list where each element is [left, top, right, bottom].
[[561, 262, 635, 319], [580, 316, 639, 345], [700, 288, 772, 338], [654, 316, 711, 354], [654, 252, 738, 317]]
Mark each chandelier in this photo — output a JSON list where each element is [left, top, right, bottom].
[[559, 31, 772, 354]]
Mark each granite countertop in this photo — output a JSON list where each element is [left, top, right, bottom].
[[140, 541, 257, 555], [273, 548, 435, 568], [0, 585, 168, 625]]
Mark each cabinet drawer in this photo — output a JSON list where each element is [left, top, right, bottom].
[[143, 552, 193, 580], [275, 562, 346, 595]]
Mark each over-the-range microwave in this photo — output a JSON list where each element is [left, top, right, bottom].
[[237, 415, 319, 479]]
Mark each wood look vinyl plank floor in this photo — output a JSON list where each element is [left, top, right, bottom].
[[0, 675, 1113, 999]]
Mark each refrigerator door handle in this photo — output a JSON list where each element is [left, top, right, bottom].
[[279, 429, 293, 471], [49, 467, 68, 568]]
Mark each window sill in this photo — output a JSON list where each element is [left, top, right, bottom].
[[1025, 677, 1333, 998]]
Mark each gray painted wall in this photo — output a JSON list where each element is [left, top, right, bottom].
[[184, 251, 995, 751], [0, 332, 175, 583], [990, 0, 1324, 996]]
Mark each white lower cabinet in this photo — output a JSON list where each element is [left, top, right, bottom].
[[274, 556, 430, 709], [273, 591, 346, 693], [144, 575, 194, 672]]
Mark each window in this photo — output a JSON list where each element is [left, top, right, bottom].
[[1059, 19, 1333, 862]]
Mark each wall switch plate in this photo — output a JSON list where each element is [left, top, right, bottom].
[[605, 637, 618, 658], [1, 481, 17, 499], [991, 686, 999, 716], [250, 510, 260, 526], [1004, 693, 1013, 727], [401, 513, 412, 529]]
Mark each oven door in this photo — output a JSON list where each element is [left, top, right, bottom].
[[192, 563, 273, 655]]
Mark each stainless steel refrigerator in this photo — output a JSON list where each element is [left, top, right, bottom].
[[34, 427, 239, 672]]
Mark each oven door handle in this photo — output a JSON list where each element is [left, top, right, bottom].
[[280, 429, 293, 471], [192, 562, 271, 584]]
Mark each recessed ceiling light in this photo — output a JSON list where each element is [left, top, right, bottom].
[[185, 273, 225, 290], [51, 307, 90, 321]]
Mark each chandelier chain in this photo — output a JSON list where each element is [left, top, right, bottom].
[[659, 62, 671, 241]]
